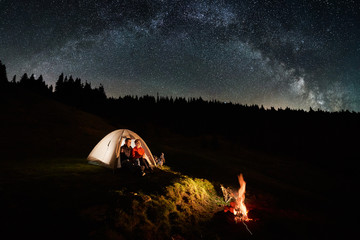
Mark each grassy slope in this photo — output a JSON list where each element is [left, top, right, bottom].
[[0, 88, 115, 158], [0, 90, 356, 239]]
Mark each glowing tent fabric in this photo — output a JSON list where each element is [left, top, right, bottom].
[[87, 129, 156, 169]]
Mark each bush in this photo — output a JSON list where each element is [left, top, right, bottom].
[[112, 175, 224, 239]]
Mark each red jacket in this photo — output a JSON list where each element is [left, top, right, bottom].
[[132, 146, 145, 159]]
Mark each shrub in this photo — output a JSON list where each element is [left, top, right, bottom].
[[112, 175, 223, 239]]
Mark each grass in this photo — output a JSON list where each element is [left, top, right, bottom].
[[0, 157, 228, 239], [1, 151, 354, 239], [0, 136, 352, 240], [0, 148, 348, 239], [1, 155, 323, 240], [1, 89, 356, 239], [111, 173, 224, 239]]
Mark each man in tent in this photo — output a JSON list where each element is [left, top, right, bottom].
[[120, 138, 133, 168]]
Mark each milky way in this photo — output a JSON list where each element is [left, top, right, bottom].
[[1, 0, 359, 111]]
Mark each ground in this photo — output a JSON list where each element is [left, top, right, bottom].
[[0, 90, 357, 239]]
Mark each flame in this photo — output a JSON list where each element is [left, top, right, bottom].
[[234, 174, 249, 222], [222, 174, 253, 235], [222, 173, 250, 222]]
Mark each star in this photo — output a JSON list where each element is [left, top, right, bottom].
[[0, 0, 359, 111]]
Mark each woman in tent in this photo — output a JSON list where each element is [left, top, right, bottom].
[[132, 139, 152, 174]]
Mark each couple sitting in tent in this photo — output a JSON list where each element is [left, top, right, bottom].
[[120, 138, 152, 176]]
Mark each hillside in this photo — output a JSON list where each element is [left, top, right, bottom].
[[0, 87, 115, 159], [1, 88, 358, 239]]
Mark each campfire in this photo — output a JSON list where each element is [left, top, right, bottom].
[[221, 174, 252, 234]]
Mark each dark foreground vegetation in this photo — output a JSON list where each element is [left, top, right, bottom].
[[1, 60, 359, 239]]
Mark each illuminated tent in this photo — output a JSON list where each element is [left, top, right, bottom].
[[87, 129, 156, 169]]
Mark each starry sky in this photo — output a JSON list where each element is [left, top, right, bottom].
[[1, 0, 359, 111]]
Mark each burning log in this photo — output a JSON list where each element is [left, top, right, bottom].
[[221, 173, 252, 235], [223, 201, 236, 214]]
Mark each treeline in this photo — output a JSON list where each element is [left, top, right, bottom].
[[54, 73, 106, 111], [1, 59, 357, 115], [0, 60, 106, 112], [1, 60, 360, 165]]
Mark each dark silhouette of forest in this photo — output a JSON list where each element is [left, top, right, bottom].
[[1, 60, 359, 170]]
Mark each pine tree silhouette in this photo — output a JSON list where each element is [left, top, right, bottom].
[[19, 73, 29, 86], [55, 73, 64, 93], [0, 60, 8, 86]]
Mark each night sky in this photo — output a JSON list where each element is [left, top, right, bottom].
[[1, 0, 359, 111]]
